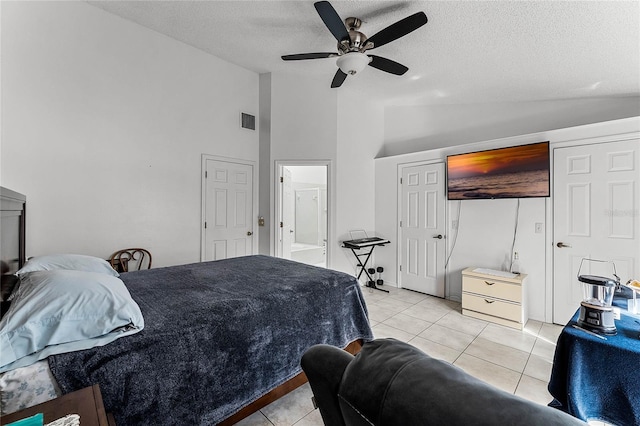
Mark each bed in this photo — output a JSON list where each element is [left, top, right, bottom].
[[0, 187, 373, 425]]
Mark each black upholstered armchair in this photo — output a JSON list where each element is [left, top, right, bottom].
[[301, 338, 586, 426]]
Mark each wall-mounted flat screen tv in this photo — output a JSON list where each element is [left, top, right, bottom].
[[447, 141, 550, 200]]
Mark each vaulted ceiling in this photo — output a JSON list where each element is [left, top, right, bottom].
[[89, 0, 639, 108]]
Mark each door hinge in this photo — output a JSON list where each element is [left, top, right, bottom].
[[400, 177, 403, 184], [280, 221, 283, 228], [205, 171, 208, 178], [399, 220, 402, 227], [399, 265, 402, 272], [204, 222, 207, 229], [280, 176, 284, 183]]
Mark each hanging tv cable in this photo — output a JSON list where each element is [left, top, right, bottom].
[[509, 199, 521, 273], [444, 201, 462, 269]]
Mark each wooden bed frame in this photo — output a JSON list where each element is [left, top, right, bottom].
[[219, 339, 363, 425], [0, 186, 364, 425]]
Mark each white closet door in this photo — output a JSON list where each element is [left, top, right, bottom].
[[553, 139, 639, 324], [400, 163, 446, 297]]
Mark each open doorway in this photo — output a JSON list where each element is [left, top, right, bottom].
[[276, 162, 330, 268]]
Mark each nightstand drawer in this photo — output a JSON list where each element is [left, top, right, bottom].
[[463, 276, 522, 303], [462, 293, 522, 322]]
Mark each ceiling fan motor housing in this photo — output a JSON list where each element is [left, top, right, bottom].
[[345, 17, 362, 30], [338, 30, 370, 54]]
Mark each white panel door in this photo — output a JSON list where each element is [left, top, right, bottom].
[[281, 167, 294, 260], [553, 139, 639, 324], [400, 163, 446, 297], [204, 159, 254, 261]]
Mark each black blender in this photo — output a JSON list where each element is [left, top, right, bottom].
[[576, 258, 620, 335]]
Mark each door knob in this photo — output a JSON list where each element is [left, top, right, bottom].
[[556, 242, 571, 248], [433, 234, 443, 239], [247, 231, 253, 236]]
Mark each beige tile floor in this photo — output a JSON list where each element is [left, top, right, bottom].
[[236, 286, 566, 426]]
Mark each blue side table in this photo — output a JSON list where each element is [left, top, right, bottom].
[[548, 293, 640, 425]]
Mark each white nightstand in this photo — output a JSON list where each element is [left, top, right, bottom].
[[461, 267, 528, 330]]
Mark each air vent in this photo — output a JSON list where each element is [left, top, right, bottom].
[[241, 113, 256, 130]]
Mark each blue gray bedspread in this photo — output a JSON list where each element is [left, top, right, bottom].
[[48, 255, 373, 425]]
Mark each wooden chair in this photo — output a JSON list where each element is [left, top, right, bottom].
[[109, 248, 152, 273]]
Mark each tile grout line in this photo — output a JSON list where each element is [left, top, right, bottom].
[[260, 288, 558, 424]]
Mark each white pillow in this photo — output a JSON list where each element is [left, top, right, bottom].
[[16, 254, 118, 277], [0, 269, 144, 372]]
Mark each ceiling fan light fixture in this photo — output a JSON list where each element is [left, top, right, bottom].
[[336, 52, 369, 75], [283, 1, 427, 87]]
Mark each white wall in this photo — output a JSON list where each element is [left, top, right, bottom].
[[376, 117, 640, 322], [446, 198, 547, 318], [335, 93, 384, 276], [0, 1, 259, 267], [265, 73, 384, 276], [0, 2, 383, 277], [270, 72, 338, 162], [268, 72, 337, 262]]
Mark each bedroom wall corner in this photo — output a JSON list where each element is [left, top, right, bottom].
[[335, 93, 385, 279], [0, 1, 259, 267], [260, 73, 384, 280], [269, 72, 339, 264], [258, 73, 272, 256]]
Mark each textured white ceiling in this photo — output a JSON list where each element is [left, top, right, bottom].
[[88, 0, 640, 107]]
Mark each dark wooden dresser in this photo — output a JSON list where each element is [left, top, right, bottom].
[[1, 385, 114, 426]]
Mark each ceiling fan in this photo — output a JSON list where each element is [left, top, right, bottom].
[[281, 1, 428, 88]]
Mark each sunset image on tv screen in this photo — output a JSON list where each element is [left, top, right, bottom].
[[447, 142, 550, 200]]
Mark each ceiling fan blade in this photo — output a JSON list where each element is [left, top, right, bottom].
[[282, 52, 337, 61], [367, 55, 408, 75], [314, 1, 349, 42], [331, 69, 348, 88], [367, 11, 428, 50]]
